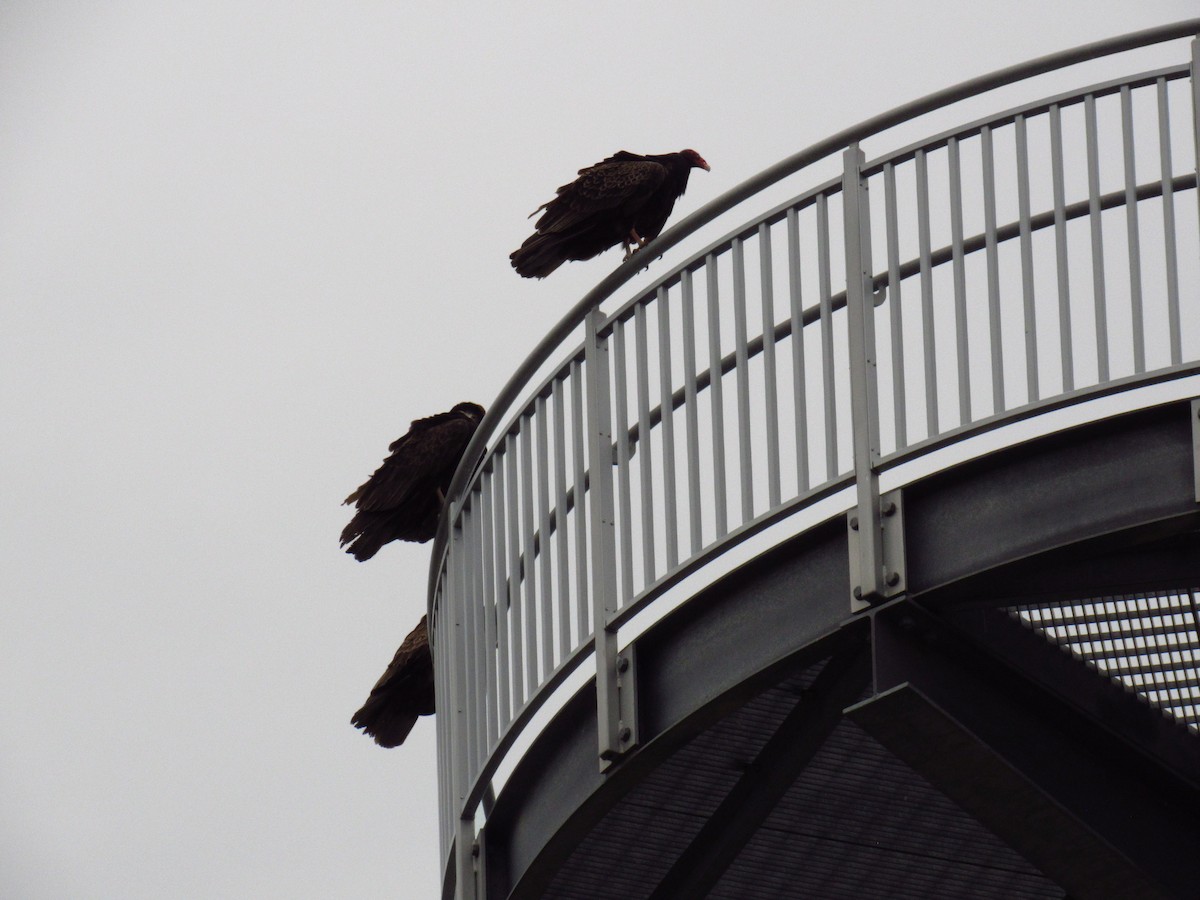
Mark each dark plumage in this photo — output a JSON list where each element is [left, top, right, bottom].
[[510, 148, 710, 278], [351, 615, 434, 747], [340, 402, 484, 560]]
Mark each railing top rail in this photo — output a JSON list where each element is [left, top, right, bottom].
[[862, 61, 1191, 176], [427, 17, 1200, 623]]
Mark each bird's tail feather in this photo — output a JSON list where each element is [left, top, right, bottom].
[[340, 517, 387, 561], [510, 232, 565, 279], [351, 701, 419, 748]]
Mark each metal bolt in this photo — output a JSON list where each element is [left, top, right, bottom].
[[881, 500, 897, 517], [885, 570, 900, 587], [849, 515, 859, 531], [616, 655, 629, 674], [853, 586, 863, 600], [618, 725, 632, 743]]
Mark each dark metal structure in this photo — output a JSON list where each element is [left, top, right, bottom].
[[431, 22, 1200, 899]]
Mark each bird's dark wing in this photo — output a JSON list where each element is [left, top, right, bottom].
[[345, 412, 477, 514], [594, 150, 647, 165], [533, 160, 667, 234], [351, 615, 435, 748]]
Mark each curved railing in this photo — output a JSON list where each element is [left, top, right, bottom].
[[431, 20, 1200, 890]]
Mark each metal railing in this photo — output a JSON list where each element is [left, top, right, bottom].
[[431, 21, 1200, 894]]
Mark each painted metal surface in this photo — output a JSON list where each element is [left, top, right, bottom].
[[431, 22, 1200, 888], [480, 401, 1200, 899]]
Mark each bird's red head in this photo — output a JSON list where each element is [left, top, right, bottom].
[[682, 149, 710, 171]]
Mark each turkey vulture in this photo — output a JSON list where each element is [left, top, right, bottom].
[[510, 149, 710, 279], [352, 615, 433, 747], [340, 402, 485, 560]]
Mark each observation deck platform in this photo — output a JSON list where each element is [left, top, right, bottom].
[[432, 21, 1200, 900]]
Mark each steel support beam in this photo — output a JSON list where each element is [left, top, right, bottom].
[[1191, 397, 1200, 501], [946, 603, 1200, 788], [646, 637, 871, 900], [850, 599, 1200, 900], [920, 521, 1200, 608]]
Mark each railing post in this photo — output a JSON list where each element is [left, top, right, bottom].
[[844, 145, 905, 612], [449, 519, 479, 900], [455, 815, 479, 900], [584, 308, 637, 769]]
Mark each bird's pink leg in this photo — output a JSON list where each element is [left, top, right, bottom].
[[623, 228, 648, 261], [436, 487, 446, 506]]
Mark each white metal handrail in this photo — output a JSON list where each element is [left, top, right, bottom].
[[432, 22, 1200, 892]]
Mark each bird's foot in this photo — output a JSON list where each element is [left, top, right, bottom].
[[623, 229, 650, 262]]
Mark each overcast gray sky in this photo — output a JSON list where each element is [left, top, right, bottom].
[[2, 3, 1195, 898]]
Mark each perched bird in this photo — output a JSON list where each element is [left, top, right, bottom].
[[510, 149, 710, 278], [352, 615, 434, 747], [341, 402, 485, 560]]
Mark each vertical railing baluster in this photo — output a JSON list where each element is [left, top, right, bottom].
[[453, 522, 468, 796], [492, 446, 511, 726], [634, 303, 657, 586], [458, 502, 477, 783], [612, 318, 634, 603], [469, 496, 486, 771], [1158, 78, 1182, 366], [1050, 103, 1075, 392], [706, 254, 729, 537], [584, 309, 625, 766], [435, 592, 448, 861], [456, 815, 477, 900], [657, 287, 680, 570], [682, 269, 703, 555], [504, 435, 523, 707], [450, 517, 475, 900], [759, 223, 782, 508], [884, 163, 907, 450], [444, 597, 456, 859], [535, 396, 554, 676], [787, 208, 810, 492], [948, 136, 971, 424], [732, 238, 754, 523], [1016, 114, 1040, 403], [480, 467, 498, 749], [519, 420, 537, 692], [844, 146, 886, 607], [1121, 85, 1145, 375], [916, 148, 939, 437], [981, 126, 1004, 413], [1085, 94, 1110, 383], [552, 377, 571, 659], [817, 193, 838, 474], [570, 360, 589, 646]]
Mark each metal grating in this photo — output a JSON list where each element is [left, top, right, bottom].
[[1008, 590, 1200, 732], [542, 660, 1062, 900]]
